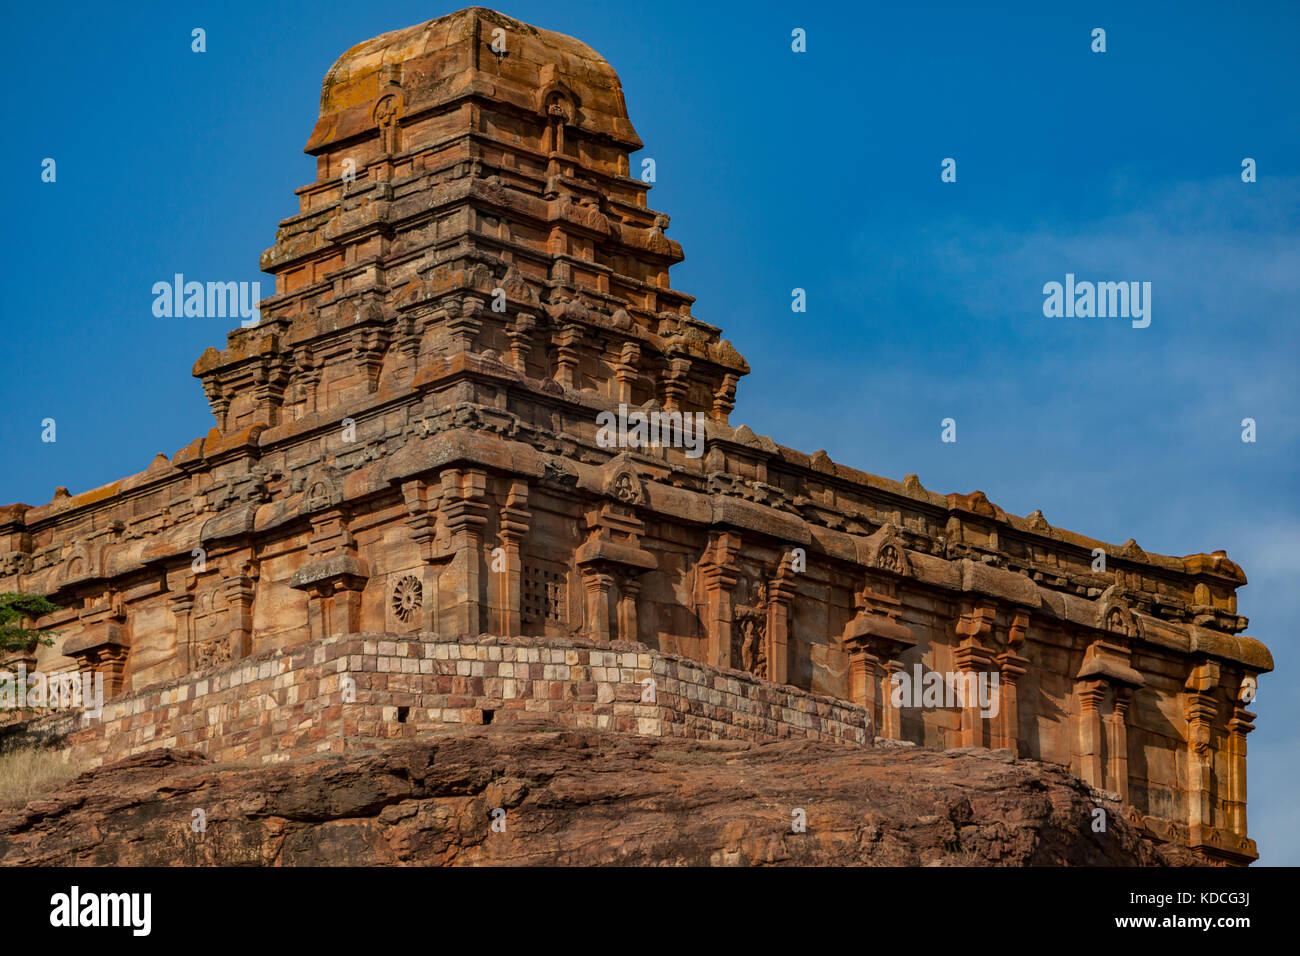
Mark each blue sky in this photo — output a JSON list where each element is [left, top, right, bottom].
[[2, 1, 1296, 863]]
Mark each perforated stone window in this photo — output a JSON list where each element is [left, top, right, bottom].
[[522, 564, 566, 625]]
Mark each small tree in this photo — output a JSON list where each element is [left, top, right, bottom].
[[0, 593, 59, 654]]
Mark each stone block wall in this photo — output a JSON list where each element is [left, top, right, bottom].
[[51, 632, 870, 770]]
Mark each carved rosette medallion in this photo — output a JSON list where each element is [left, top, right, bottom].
[[391, 575, 423, 623]]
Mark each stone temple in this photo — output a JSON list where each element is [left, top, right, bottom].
[[0, 7, 1272, 864]]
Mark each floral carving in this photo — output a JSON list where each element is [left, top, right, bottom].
[[392, 575, 423, 624]]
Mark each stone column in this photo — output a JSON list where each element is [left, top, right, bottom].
[[766, 562, 798, 686], [995, 651, 1028, 753], [846, 646, 883, 736], [554, 323, 580, 388], [954, 603, 997, 748], [1107, 686, 1133, 802], [582, 569, 615, 640], [1076, 679, 1107, 790], [1183, 660, 1220, 842], [224, 568, 257, 660], [447, 297, 484, 353], [575, 500, 656, 643], [616, 576, 641, 644], [497, 481, 530, 635], [953, 641, 997, 748], [401, 477, 444, 632], [305, 583, 329, 640], [91, 642, 130, 699], [506, 314, 536, 374], [440, 469, 489, 635], [62, 593, 130, 699], [289, 554, 369, 639], [700, 532, 741, 669], [613, 342, 640, 404], [992, 610, 1031, 754], [252, 361, 287, 427], [711, 373, 739, 424], [333, 583, 364, 634], [879, 659, 909, 740], [842, 588, 915, 742], [169, 591, 195, 673], [662, 357, 690, 412], [1226, 699, 1256, 838], [203, 382, 230, 431]]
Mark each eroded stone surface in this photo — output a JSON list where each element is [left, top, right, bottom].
[[0, 723, 1201, 866]]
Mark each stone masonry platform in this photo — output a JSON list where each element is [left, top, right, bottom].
[[51, 632, 872, 769]]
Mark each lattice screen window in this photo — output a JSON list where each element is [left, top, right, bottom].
[[522, 563, 566, 625]]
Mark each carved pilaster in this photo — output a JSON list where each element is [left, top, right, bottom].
[[291, 501, 368, 639], [399, 477, 446, 631], [497, 480, 530, 635], [1107, 685, 1133, 802], [401, 479, 439, 562], [1226, 696, 1256, 839], [439, 468, 490, 634], [953, 602, 997, 747], [617, 576, 641, 644], [766, 557, 798, 686], [224, 565, 258, 659], [1076, 679, 1107, 790], [290, 554, 367, 639], [554, 323, 581, 388], [711, 373, 738, 423], [398, 314, 422, 364], [294, 350, 322, 415], [1074, 635, 1144, 794], [169, 587, 196, 674], [842, 586, 915, 741], [1184, 659, 1221, 843], [447, 297, 484, 353], [203, 381, 230, 431], [699, 531, 741, 668], [582, 570, 615, 640], [252, 360, 288, 427], [506, 313, 536, 373], [614, 342, 641, 404], [353, 329, 386, 393], [576, 490, 655, 641], [848, 648, 883, 735], [63, 591, 130, 699], [994, 610, 1030, 753], [663, 356, 690, 412]]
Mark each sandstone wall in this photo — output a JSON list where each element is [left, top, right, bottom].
[[54, 631, 870, 771]]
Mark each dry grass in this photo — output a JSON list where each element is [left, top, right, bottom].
[[0, 746, 85, 808]]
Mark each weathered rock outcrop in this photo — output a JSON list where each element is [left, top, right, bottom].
[[0, 723, 1200, 866]]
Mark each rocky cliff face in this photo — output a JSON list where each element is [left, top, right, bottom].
[[0, 722, 1200, 866]]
